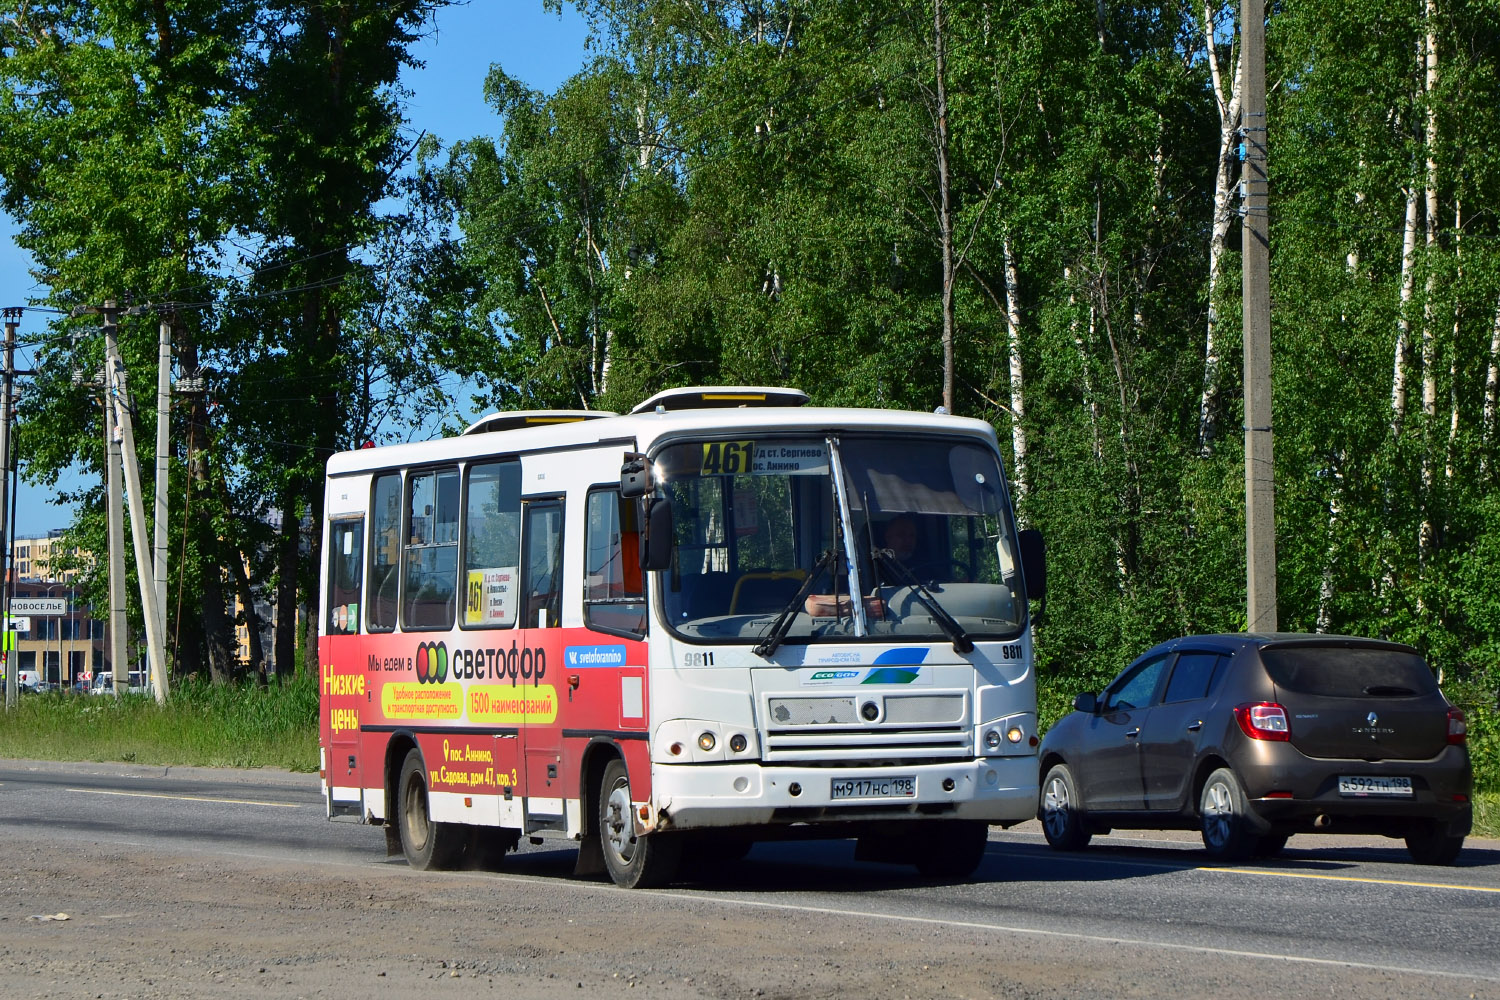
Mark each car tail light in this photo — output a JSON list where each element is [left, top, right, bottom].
[[1234, 702, 1290, 741], [1447, 707, 1467, 745]]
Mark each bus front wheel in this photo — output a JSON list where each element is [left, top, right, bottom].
[[598, 759, 680, 888], [397, 749, 466, 871]]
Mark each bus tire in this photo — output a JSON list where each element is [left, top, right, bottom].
[[397, 749, 465, 871], [599, 758, 680, 888], [913, 821, 990, 879]]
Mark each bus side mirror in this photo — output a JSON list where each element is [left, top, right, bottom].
[[1018, 528, 1046, 600], [641, 498, 674, 571], [621, 452, 651, 499]]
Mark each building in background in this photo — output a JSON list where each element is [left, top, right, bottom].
[[7, 529, 281, 682], [11, 529, 85, 583], [5, 573, 106, 687], [7, 531, 103, 687]]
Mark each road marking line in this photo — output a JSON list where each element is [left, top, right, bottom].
[[63, 840, 1500, 986], [1207, 866, 1500, 894], [988, 844, 1500, 894], [65, 787, 299, 809], [634, 888, 1500, 983]]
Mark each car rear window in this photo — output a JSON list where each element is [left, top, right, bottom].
[[1260, 647, 1438, 698]]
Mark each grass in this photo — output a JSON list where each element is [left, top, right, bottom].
[[0, 670, 318, 772], [1473, 790, 1499, 840]]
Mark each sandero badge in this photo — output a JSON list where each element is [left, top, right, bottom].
[[415, 642, 449, 684]]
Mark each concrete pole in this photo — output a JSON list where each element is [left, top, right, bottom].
[[1241, 0, 1277, 631], [103, 304, 128, 696], [1, 309, 16, 710], [154, 314, 171, 652], [103, 310, 170, 703]]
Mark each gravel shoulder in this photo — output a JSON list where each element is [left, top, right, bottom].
[[3, 759, 1496, 999], [6, 837, 1497, 1000]]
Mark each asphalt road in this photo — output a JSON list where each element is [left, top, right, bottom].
[[1, 758, 1497, 998]]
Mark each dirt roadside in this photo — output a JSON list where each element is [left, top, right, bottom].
[[3, 835, 1496, 999], [2, 760, 1495, 999]]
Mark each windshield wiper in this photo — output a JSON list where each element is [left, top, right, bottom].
[[753, 550, 838, 659], [871, 547, 974, 654]]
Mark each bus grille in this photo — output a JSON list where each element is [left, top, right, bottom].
[[762, 725, 971, 765]]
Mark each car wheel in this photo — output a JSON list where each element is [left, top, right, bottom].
[[1252, 833, 1289, 858], [912, 821, 990, 878], [397, 749, 466, 871], [599, 758, 681, 888], [1199, 767, 1258, 861], [1039, 763, 1092, 851], [1405, 819, 1464, 866]]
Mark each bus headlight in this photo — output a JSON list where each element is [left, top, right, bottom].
[[1006, 726, 1024, 744], [728, 733, 748, 753], [985, 729, 1002, 750], [697, 731, 717, 752]]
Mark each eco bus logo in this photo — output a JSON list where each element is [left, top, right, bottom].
[[415, 642, 449, 684]]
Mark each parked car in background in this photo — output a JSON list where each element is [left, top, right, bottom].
[[90, 671, 149, 695], [1038, 634, 1472, 865]]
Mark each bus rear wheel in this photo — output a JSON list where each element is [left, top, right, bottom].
[[599, 759, 680, 888], [397, 749, 465, 871]]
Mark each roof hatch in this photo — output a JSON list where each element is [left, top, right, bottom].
[[630, 385, 809, 414], [462, 410, 616, 436]]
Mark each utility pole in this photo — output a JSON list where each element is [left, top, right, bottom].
[[102, 305, 128, 696], [154, 312, 171, 651], [1241, 0, 1276, 631], [101, 304, 170, 702], [1, 308, 17, 710]]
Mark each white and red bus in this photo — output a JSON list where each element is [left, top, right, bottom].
[[319, 387, 1045, 887]]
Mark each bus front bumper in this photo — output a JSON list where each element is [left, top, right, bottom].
[[647, 756, 1037, 831]]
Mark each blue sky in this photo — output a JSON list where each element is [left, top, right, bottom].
[[3, 2, 593, 537]]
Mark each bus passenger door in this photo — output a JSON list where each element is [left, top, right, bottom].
[[520, 499, 565, 831], [324, 517, 365, 814]]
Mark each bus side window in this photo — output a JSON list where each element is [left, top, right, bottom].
[[584, 489, 646, 636], [327, 519, 363, 635], [368, 473, 401, 631], [403, 468, 460, 629], [461, 460, 522, 629], [523, 501, 564, 629]]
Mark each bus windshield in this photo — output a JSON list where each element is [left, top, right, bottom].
[[655, 435, 1028, 644]]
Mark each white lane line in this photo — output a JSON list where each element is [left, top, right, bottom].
[[634, 887, 1500, 984], [66, 787, 300, 809], [43, 835, 1500, 985]]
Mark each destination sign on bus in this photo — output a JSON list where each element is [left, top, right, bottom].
[[465, 566, 517, 626], [700, 440, 829, 476]]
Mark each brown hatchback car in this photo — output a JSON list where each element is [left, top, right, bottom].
[[1037, 634, 1473, 864]]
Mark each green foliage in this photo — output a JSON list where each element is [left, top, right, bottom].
[[0, 671, 318, 771], [0, 0, 455, 680], [4, 0, 1500, 801]]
